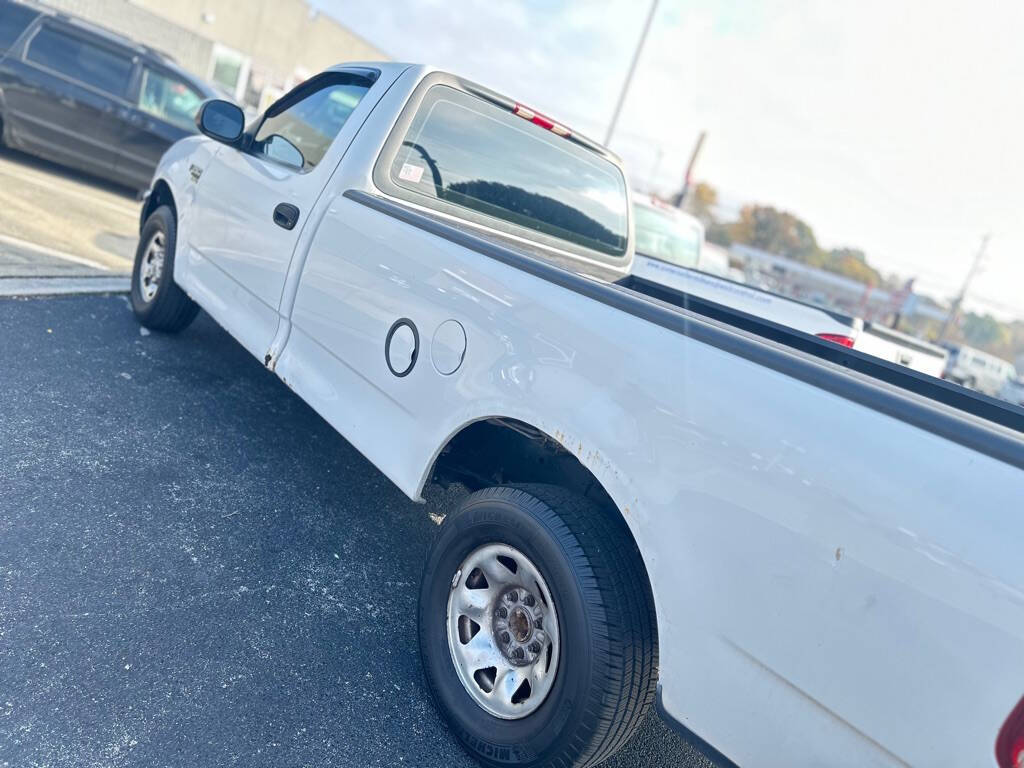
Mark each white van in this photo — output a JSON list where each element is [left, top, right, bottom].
[[1000, 376, 1024, 407], [944, 345, 1019, 396]]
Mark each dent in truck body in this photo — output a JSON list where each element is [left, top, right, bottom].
[[144, 61, 1024, 768]]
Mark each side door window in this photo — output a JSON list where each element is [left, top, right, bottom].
[[17, 23, 132, 171], [138, 67, 204, 130], [251, 78, 371, 172], [26, 25, 133, 98]]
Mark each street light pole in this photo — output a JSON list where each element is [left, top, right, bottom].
[[603, 0, 659, 147], [937, 233, 990, 343]]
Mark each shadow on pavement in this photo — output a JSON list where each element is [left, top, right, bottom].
[[0, 144, 139, 200]]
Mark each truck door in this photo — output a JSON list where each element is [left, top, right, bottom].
[[186, 70, 377, 359]]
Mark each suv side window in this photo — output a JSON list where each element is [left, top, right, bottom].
[[252, 73, 372, 172], [26, 24, 133, 98], [0, 0, 38, 54], [139, 67, 203, 129]]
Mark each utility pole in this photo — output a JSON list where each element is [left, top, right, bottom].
[[672, 130, 706, 209], [937, 233, 990, 343], [604, 0, 658, 147], [647, 147, 664, 192]]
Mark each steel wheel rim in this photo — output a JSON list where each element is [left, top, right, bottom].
[[446, 543, 560, 719], [139, 231, 165, 303]]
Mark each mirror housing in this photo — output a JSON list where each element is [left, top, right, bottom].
[[195, 99, 245, 145]]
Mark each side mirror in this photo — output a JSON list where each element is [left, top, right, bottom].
[[195, 99, 245, 145]]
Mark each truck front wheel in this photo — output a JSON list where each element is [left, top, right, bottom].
[[131, 205, 198, 332], [418, 485, 657, 768]]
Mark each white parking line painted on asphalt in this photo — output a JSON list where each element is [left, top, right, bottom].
[[0, 164, 139, 217], [0, 233, 115, 271]]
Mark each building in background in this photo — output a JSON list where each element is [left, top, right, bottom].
[[731, 244, 948, 326], [40, 0, 386, 110]]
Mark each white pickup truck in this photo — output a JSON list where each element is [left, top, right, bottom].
[[131, 63, 1024, 768]]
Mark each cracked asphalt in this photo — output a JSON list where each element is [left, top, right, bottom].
[[0, 293, 711, 768]]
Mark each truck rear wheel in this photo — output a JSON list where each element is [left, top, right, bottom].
[[418, 485, 657, 767], [131, 205, 198, 332]]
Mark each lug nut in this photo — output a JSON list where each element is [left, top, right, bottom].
[[507, 591, 518, 603], [523, 594, 535, 607], [534, 617, 543, 629], [501, 632, 511, 644], [512, 647, 525, 660], [529, 642, 541, 654], [496, 606, 508, 619]]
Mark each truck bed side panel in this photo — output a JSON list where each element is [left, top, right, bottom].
[[275, 185, 1024, 768]]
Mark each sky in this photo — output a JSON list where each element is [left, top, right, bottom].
[[313, 0, 1023, 320]]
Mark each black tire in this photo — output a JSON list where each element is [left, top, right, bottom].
[[131, 205, 199, 332], [418, 485, 658, 768]]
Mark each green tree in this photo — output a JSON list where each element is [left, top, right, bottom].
[[684, 181, 719, 226], [960, 313, 1011, 350], [728, 205, 820, 262]]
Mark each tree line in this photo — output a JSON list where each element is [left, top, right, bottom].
[[682, 181, 1023, 368], [684, 181, 885, 287]]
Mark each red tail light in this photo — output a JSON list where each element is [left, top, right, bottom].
[[997, 696, 1024, 768], [513, 103, 571, 137], [816, 333, 855, 348]]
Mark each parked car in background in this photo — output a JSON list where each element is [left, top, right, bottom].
[[1000, 376, 1024, 408], [942, 344, 1018, 396], [855, 322, 949, 378], [631, 194, 950, 376], [0, 0, 218, 191]]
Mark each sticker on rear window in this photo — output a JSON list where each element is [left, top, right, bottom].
[[398, 163, 425, 183]]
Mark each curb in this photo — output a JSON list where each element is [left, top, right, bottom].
[[0, 276, 130, 297]]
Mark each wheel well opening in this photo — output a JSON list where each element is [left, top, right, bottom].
[[430, 417, 658, 641], [431, 418, 616, 510], [141, 179, 176, 231]]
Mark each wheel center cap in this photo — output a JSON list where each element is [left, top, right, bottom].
[[509, 607, 532, 642]]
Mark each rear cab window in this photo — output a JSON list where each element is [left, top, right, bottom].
[[0, 0, 39, 56], [26, 24, 133, 98], [374, 77, 630, 268]]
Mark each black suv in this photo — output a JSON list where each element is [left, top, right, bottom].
[[0, 0, 218, 191]]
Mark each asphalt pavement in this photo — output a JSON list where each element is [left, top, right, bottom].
[[0, 293, 711, 768], [0, 148, 138, 280]]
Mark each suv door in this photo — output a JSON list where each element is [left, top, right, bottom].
[[187, 69, 377, 358], [117, 64, 205, 189], [5, 20, 134, 177]]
